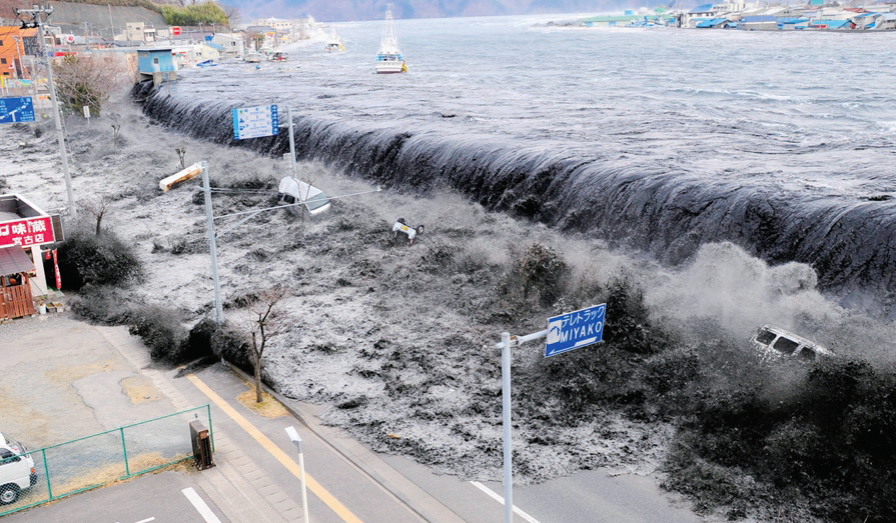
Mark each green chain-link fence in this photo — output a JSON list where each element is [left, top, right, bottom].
[[0, 405, 213, 516]]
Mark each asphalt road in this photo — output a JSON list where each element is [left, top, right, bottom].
[[3, 471, 229, 523]]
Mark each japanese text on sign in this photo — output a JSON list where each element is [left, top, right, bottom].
[[545, 303, 606, 357], [0, 216, 56, 247], [0, 96, 36, 124], [232, 104, 279, 140]]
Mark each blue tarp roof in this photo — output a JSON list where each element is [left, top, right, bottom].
[[742, 15, 776, 22], [696, 17, 727, 27], [816, 19, 850, 28], [689, 4, 714, 13]]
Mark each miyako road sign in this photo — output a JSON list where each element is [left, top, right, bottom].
[[545, 303, 606, 357], [232, 104, 279, 140]]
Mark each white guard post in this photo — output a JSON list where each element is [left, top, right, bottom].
[[494, 328, 547, 523]]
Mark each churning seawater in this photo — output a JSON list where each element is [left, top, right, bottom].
[[138, 14, 896, 310]]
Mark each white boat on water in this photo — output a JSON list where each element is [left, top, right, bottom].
[[326, 30, 345, 52], [375, 4, 406, 74], [245, 52, 265, 63]]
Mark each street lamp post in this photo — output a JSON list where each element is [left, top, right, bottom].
[[285, 426, 310, 523]]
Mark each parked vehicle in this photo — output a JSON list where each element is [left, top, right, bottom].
[[750, 325, 833, 362], [0, 433, 37, 505]]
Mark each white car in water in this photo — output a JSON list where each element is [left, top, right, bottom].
[[0, 433, 37, 505], [750, 325, 834, 362]]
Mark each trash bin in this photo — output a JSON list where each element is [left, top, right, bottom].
[[189, 420, 215, 470]]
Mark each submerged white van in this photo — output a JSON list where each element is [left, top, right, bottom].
[[277, 177, 331, 216], [0, 433, 37, 505], [750, 325, 834, 362]]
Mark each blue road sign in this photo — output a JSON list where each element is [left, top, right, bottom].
[[545, 303, 606, 357], [0, 97, 35, 124], [232, 104, 279, 140]]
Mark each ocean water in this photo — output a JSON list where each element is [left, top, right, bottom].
[[139, 14, 896, 309]]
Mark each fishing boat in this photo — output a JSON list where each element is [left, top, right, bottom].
[[375, 4, 406, 74], [325, 30, 345, 52]]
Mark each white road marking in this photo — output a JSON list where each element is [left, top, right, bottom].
[[470, 481, 542, 523], [181, 487, 222, 523], [135, 519, 156, 523]]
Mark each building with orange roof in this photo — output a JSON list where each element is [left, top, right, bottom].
[[0, 26, 37, 79]]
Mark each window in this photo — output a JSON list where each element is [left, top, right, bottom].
[[796, 347, 817, 362], [0, 450, 20, 464], [755, 329, 776, 345], [773, 337, 799, 355], [0, 58, 6, 64]]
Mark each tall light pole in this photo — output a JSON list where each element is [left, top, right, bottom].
[[15, 5, 76, 217], [285, 426, 310, 523]]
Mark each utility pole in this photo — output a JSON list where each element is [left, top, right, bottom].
[[12, 35, 25, 80], [108, 3, 114, 40], [15, 5, 76, 217], [200, 161, 224, 326]]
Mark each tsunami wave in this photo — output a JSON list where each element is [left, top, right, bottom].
[[134, 80, 896, 313]]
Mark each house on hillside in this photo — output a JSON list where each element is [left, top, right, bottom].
[[46, 2, 166, 41], [117, 22, 156, 44]]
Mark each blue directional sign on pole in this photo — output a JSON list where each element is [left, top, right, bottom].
[[0, 97, 36, 124], [544, 303, 606, 357], [232, 104, 279, 140]]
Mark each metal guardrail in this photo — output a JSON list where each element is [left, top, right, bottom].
[[0, 405, 213, 516]]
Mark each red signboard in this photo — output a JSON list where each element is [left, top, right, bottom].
[[0, 216, 56, 248], [53, 249, 61, 289], [171, 26, 182, 36]]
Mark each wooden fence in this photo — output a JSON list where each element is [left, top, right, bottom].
[[0, 284, 35, 319]]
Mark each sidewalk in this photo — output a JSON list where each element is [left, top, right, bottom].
[[105, 325, 466, 523]]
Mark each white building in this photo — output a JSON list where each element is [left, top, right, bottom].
[[117, 22, 156, 44], [252, 17, 293, 31], [210, 33, 245, 59]]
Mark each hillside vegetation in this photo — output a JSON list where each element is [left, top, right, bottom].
[[2, 0, 229, 26]]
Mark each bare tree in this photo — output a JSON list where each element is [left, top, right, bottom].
[[219, 2, 242, 30], [245, 285, 288, 403], [53, 54, 130, 117], [79, 194, 113, 236]]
